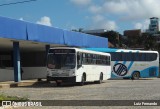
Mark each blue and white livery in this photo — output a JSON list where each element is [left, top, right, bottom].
[[85, 48, 159, 79]]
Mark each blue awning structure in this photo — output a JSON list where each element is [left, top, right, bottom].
[[26, 22, 65, 44], [0, 16, 27, 40], [0, 16, 108, 48]]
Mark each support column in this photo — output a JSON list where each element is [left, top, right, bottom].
[[45, 45, 50, 60], [13, 42, 21, 82]]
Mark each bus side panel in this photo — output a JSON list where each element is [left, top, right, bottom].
[[139, 66, 159, 78], [78, 65, 102, 82], [76, 65, 101, 82], [111, 60, 159, 78], [76, 65, 111, 82], [104, 66, 111, 80], [75, 66, 84, 82], [110, 61, 131, 78], [85, 65, 96, 81]]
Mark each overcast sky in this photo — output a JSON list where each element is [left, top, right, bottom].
[[0, 0, 160, 34]]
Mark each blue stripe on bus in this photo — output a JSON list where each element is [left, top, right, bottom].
[[122, 51, 131, 66], [111, 72, 117, 78], [122, 61, 126, 65], [127, 61, 134, 70], [127, 51, 139, 70], [112, 66, 159, 78], [115, 61, 119, 64], [132, 66, 159, 77], [114, 50, 123, 65]]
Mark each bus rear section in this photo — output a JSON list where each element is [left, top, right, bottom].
[[85, 48, 159, 80], [110, 51, 159, 79], [76, 49, 111, 85], [46, 48, 111, 86]]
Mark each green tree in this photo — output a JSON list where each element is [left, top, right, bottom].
[[144, 35, 157, 50], [100, 30, 120, 47]]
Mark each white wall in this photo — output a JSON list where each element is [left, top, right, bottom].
[[0, 67, 47, 82]]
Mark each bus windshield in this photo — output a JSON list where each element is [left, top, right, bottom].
[[47, 53, 76, 69]]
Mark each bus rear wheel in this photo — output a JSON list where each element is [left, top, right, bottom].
[[132, 72, 140, 80], [97, 73, 103, 84], [79, 74, 85, 86]]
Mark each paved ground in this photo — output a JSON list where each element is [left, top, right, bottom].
[[1, 78, 160, 109]]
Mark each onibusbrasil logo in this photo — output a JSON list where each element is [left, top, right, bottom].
[[1, 101, 42, 108], [113, 63, 128, 76]]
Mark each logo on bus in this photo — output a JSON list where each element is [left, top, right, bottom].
[[113, 63, 128, 76]]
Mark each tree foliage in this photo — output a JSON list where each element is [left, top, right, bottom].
[[100, 30, 126, 48], [100, 31, 118, 44]]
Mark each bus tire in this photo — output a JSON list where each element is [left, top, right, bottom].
[[80, 74, 86, 86], [97, 73, 103, 84], [132, 72, 140, 80]]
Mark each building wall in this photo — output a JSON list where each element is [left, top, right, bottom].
[[0, 67, 46, 82], [0, 51, 47, 82], [124, 29, 141, 39], [149, 17, 159, 34]]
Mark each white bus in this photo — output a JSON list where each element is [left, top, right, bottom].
[[85, 48, 159, 80], [46, 47, 111, 86]]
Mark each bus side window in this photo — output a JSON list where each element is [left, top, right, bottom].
[[109, 56, 111, 65], [77, 52, 82, 69], [82, 53, 85, 64], [87, 54, 92, 64], [107, 56, 111, 65], [77, 52, 82, 65], [92, 54, 96, 64]]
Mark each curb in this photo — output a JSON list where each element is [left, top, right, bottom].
[[0, 80, 47, 89]]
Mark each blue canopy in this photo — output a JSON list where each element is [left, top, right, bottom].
[[0, 16, 108, 48], [27, 23, 64, 44], [0, 16, 26, 40], [63, 30, 108, 47], [63, 30, 89, 47]]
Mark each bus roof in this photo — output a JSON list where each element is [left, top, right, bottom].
[[84, 48, 159, 53], [49, 47, 111, 56]]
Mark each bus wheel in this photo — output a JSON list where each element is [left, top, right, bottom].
[[80, 74, 85, 86], [132, 72, 140, 80], [98, 73, 103, 84]]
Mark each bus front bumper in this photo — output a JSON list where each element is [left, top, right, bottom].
[[47, 76, 76, 83]]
